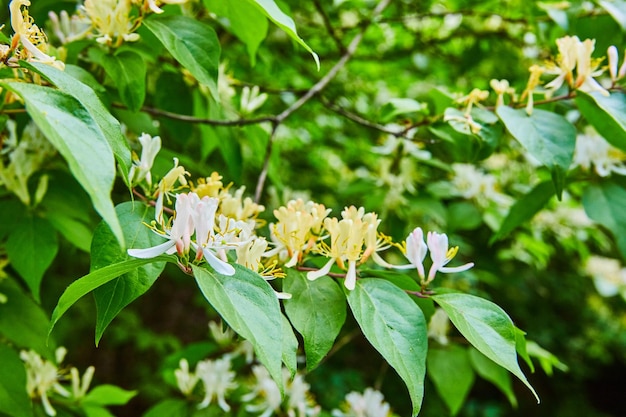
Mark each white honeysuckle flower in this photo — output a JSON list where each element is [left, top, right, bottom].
[[128, 192, 194, 259], [243, 365, 282, 417], [332, 388, 391, 417], [174, 358, 199, 396], [128, 133, 161, 186], [83, 0, 140, 46], [240, 85, 268, 114], [47, 10, 91, 44], [607, 45, 626, 82], [393, 227, 428, 278], [426, 231, 474, 283], [196, 357, 236, 411], [573, 128, 626, 177], [20, 347, 73, 417], [154, 158, 189, 225], [427, 308, 450, 345], [190, 196, 236, 275], [584, 255, 626, 298], [574, 38, 609, 96], [10, 0, 64, 69], [208, 321, 235, 346], [69, 366, 95, 399]]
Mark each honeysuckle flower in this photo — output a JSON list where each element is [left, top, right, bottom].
[[190, 196, 236, 275], [269, 199, 330, 267], [426, 231, 474, 283], [490, 79, 515, 107], [584, 255, 626, 299], [521, 64, 545, 115], [394, 227, 428, 278], [128, 133, 161, 187], [20, 347, 69, 416], [208, 320, 235, 346], [133, 0, 188, 14], [574, 38, 609, 96], [443, 109, 483, 134], [196, 357, 236, 411], [47, 10, 91, 44], [544, 35, 579, 92], [243, 365, 282, 417], [427, 308, 451, 345], [83, 0, 140, 46], [9, 0, 64, 69], [192, 172, 224, 198], [174, 358, 199, 396], [307, 207, 371, 290], [607, 45, 626, 83], [456, 88, 489, 115], [451, 163, 512, 208], [220, 186, 265, 222], [69, 366, 95, 399], [573, 127, 626, 177], [332, 388, 391, 417], [155, 158, 189, 225], [240, 85, 268, 115], [128, 192, 194, 259]]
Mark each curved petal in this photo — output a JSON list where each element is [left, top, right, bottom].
[[439, 262, 474, 274], [202, 247, 236, 276], [127, 240, 175, 258], [306, 258, 335, 281]]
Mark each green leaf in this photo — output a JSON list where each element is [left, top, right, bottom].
[[281, 314, 298, 377], [469, 347, 517, 407], [0, 199, 26, 240], [583, 182, 626, 259], [6, 215, 58, 301], [91, 202, 166, 345], [204, 0, 268, 66], [576, 90, 626, 152], [380, 98, 427, 122], [83, 406, 115, 417], [515, 327, 534, 373], [1, 81, 124, 247], [21, 61, 132, 181], [432, 293, 539, 402], [244, 0, 319, 69], [98, 51, 147, 112], [83, 385, 137, 406], [496, 106, 576, 197], [192, 264, 283, 389], [142, 399, 189, 417], [0, 279, 55, 358], [0, 344, 33, 417], [283, 269, 346, 371], [599, 0, 626, 30], [347, 278, 427, 416], [526, 341, 568, 376], [49, 257, 170, 339], [491, 180, 554, 243], [427, 346, 475, 416], [47, 213, 92, 253], [143, 16, 221, 100]]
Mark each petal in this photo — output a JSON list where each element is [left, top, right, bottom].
[[306, 258, 335, 281], [127, 240, 175, 258], [439, 262, 474, 274], [202, 247, 236, 275], [344, 260, 357, 290]]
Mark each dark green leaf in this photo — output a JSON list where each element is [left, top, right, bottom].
[[583, 182, 626, 259], [491, 181, 554, 243], [283, 270, 346, 371], [82, 385, 137, 406], [49, 257, 170, 339], [347, 278, 427, 416], [99, 51, 147, 112], [427, 346, 475, 416], [48, 213, 92, 253], [143, 16, 220, 100], [432, 293, 538, 402], [192, 264, 283, 389], [244, 0, 319, 69], [576, 91, 626, 152], [497, 106, 576, 197], [0, 81, 124, 247], [22, 61, 132, 181], [142, 399, 189, 417], [6, 215, 58, 301], [91, 202, 166, 345], [0, 278, 54, 359], [0, 344, 33, 417], [469, 347, 517, 406]]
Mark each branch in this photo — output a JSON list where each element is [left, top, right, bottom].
[[312, 0, 346, 54]]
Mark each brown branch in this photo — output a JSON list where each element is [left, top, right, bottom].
[[312, 0, 346, 54]]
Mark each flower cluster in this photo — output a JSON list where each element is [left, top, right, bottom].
[[127, 136, 474, 294], [20, 347, 95, 416], [332, 388, 392, 417], [2, 0, 63, 69]]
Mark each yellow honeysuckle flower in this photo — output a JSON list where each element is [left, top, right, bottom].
[[83, 0, 140, 46]]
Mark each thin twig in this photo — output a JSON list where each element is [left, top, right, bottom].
[[253, 0, 393, 201]]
